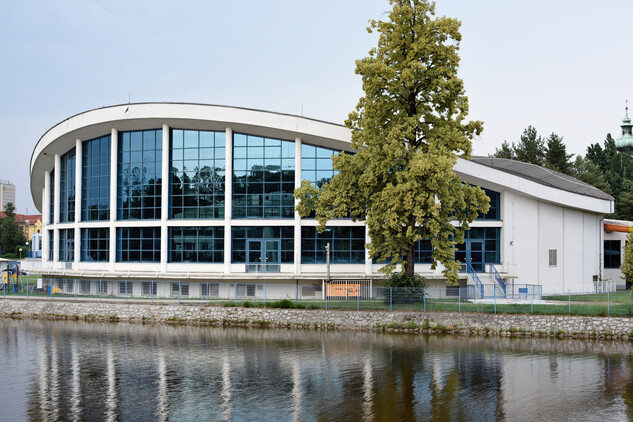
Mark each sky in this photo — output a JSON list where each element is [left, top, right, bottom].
[[2, 0, 633, 215]]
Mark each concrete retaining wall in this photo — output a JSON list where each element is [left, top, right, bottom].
[[1, 298, 633, 341]]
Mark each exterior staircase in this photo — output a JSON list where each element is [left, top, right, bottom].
[[466, 263, 506, 299]]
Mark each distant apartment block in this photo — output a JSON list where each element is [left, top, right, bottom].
[[0, 180, 16, 210]]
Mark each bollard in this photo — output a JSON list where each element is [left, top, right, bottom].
[[424, 287, 426, 312]]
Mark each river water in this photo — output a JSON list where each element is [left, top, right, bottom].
[[1, 319, 632, 422]]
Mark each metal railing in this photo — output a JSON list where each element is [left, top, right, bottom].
[[466, 262, 484, 297], [489, 264, 506, 296]]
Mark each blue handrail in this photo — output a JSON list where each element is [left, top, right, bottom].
[[489, 264, 506, 296], [466, 262, 484, 297]]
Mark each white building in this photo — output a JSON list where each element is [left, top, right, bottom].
[[29, 103, 614, 297], [0, 180, 15, 210]]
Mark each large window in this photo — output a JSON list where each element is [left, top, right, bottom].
[[116, 227, 161, 262], [60, 149, 76, 223], [605, 240, 621, 268], [82, 135, 110, 221], [81, 228, 109, 262], [478, 189, 500, 220], [170, 129, 225, 219], [49, 170, 55, 223], [301, 226, 365, 264], [59, 228, 74, 262], [232, 134, 295, 219], [231, 227, 294, 263], [169, 227, 224, 263], [455, 227, 500, 272], [118, 129, 162, 220], [301, 144, 337, 187], [48, 230, 54, 261], [415, 239, 433, 264]]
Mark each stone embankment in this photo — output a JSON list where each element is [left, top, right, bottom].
[[1, 298, 633, 341]]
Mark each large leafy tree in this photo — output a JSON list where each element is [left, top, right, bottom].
[[295, 0, 489, 284], [0, 202, 26, 256]]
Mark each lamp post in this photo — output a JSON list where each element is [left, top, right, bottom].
[[19, 248, 22, 261]]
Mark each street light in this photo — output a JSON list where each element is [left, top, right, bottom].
[[19, 247, 22, 260]]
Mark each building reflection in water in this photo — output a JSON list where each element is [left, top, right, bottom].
[[0, 320, 632, 421]]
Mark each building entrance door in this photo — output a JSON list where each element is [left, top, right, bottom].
[[456, 240, 484, 272], [247, 239, 280, 272]]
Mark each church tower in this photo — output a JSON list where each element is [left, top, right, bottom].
[[615, 101, 633, 153]]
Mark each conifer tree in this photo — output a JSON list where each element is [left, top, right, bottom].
[[544, 133, 573, 174]]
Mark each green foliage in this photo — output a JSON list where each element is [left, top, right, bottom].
[[492, 141, 514, 159], [295, 0, 488, 284], [0, 203, 26, 257], [267, 299, 295, 309], [383, 272, 428, 288], [569, 156, 610, 193], [544, 133, 573, 174], [621, 232, 633, 288], [514, 126, 545, 166]]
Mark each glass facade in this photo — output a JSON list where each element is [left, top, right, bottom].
[[301, 226, 365, 264], [116, 227, 161, 262], [44, 126, 505, 276], [60, 149, 76, 223], [169, 227, 224, 263], [414, 239, 433, 264], [301, 144, 337, 187], [118, 129, 162, 220], [48, 230, 54, 261], [82, 135, 110, 221], [232, 134, 295, 219], [232, 227, 294, 263], [170, 129, 225, 219], [604, 240, 621, 268], [479, 189, 500, 220], [59, 228, 74, 262], [81, 228, 109, 262]]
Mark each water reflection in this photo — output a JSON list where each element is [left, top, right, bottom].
[[1, 320, 632, 421]]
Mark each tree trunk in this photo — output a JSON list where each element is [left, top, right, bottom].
[[405, 242, 415, 276]]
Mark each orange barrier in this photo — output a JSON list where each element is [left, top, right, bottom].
[[326, 283, 359, 298], [604, 223, 633, 233]]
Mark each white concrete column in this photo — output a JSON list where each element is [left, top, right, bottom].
[[365, 226, 372, 276], [74, 139, 82, 265], [54, 154, 61, 224], [294, 137, 302, 274], [224, 127, 233, 274], [41, 187, 48, 262], [160, 124, 170, 273], [44, 170, 50, 225], [53, 228, 59, 264], [75, 139, 82, 222], [109, 129, 118, 271]]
